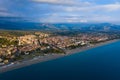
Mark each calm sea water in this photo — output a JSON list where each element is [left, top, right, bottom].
[[1, 41, 120, 80]]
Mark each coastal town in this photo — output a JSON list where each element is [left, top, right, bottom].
[[0, 30, 119, 67]]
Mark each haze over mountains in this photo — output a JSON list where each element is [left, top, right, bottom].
[[0, 17, 120, 31]]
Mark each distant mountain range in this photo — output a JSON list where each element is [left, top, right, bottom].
[[0, 17, 120, 31]]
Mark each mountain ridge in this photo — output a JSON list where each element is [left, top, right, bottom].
[[0, 18, 120, 31]]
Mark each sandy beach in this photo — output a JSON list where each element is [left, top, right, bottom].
[[0, 39, 119, 73]]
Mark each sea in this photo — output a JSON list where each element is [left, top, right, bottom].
[[1, 40, 120, 80]]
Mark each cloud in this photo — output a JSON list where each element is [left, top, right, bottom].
[[0, 7, 7, 12], [38, 13, 88, 23], [0, 7, 13, 17], [32, 0, 73, 5], [61, 3, 120, 12], [0, 0, 120, 23], [32, 0, 91, 6], [38, 11, 120, 23], [0, 12, 13, 17], [0, 0, 31, 17], [0, 7, 19, 17], [101, 3, 120, 11]]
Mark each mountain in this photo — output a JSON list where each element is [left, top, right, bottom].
[[0, 17, 120, 31], [52, 23, 120, 31]]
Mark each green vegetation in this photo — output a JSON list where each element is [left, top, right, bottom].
[[0, 38, 18, 47], [42, 48, 64, 54], [0, 30, 34, 37], [67, 44, 86, 49]]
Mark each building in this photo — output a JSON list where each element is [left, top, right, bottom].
[[18, 35, 38, 45]]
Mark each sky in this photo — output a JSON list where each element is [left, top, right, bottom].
[[0, 0, 120, 23]]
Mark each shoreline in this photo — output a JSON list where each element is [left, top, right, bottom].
[[65, 39, 120, 55], [0, 39, 119, 73]]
